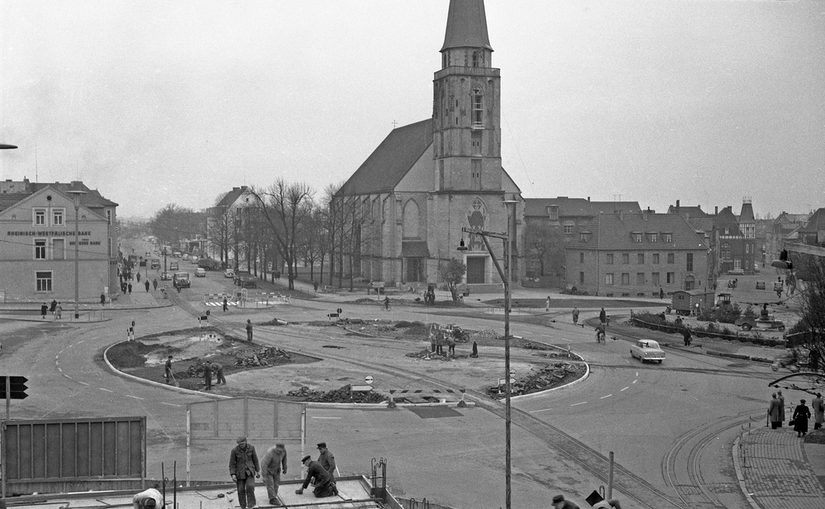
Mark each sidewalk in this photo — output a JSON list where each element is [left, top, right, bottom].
[[736, 427, 825, 509]]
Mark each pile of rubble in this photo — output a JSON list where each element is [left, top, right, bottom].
[[486, 362, 584, 398], [233, 346, 291, 367], [405, 348, 457, 361], [287, 385, 386, 403]]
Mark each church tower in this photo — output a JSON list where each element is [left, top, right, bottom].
[[433, 0, 502, 193]]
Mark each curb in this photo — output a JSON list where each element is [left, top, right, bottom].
[[705, 350, 773, 363], [732, 432, 761, 509]]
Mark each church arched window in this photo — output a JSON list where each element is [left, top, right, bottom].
[[403, 200, 421, 239]]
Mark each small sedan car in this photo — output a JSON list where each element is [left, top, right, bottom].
[[160, 271, 172, 281], [195, 268, 206, 277], [630, 339, 665, 363], [224, 269, 235, 278]]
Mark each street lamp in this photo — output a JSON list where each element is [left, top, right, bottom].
[[67, 185, 87, 320], [457, 198, 517, 509]]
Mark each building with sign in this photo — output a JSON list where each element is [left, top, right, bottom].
[[0, 178, 118, 302], [332, 0, 523, 289]]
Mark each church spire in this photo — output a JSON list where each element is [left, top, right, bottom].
[[441, 0, 493, 52]]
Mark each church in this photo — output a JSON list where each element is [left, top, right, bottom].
[[333, 0, 523, 290]]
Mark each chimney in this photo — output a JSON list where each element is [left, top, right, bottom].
[[587, 196, 590, 202], [676, 199, 680, 209], [715, 206, 718, 215]]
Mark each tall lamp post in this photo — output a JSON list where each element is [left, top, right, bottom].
[[458, 198, 517, 509], [67, 185, 87, 320]]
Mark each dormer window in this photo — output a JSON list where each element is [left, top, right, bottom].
[[646, 232, 658, 243], [547, 206, 559, 221], [662, 233, 673, 243], [631, 232, 643, 243], [579, 231, 591, 242]]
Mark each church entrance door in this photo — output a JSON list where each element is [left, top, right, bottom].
[[466, 257, 486, 284]]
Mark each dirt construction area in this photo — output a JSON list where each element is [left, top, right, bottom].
[[107, 320, 586, 402]]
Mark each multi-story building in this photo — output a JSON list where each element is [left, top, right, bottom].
[[523, 197, 641, 287], [564, 211, 708, 297], [205, 186, 254, 268], [713, 200, 757, 275], [0, 178, 118, 302]]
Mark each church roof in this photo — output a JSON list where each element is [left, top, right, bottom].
[[441, 0, 493, 52], [336, 119, 433, 197]]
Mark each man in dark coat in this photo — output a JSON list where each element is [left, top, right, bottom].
[[260, 443, 287, 505], [202, 363, 212, 390], [295, 455, 337, 498], [793, 399, 812, 437], [229, 437, 260, 509], [316, 442, 336, 479], [599, 308, 606, 325], [50, 299, 57, 313], [246, 320, 253, 342], [41, 303, 48, 319], [778, 390, 786, 427]]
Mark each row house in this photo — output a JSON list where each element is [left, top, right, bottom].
[[564, 211, 708, 297], [523, 197, 640, 287], [0, 178, 118, 301]]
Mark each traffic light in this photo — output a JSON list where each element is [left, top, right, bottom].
[[0, 376, 28, 399]]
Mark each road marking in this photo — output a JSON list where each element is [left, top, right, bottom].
[[126, 395, 144, 400], [99, 387, 113, 393], [620, 386, 629, 392], [632, 379, 638, 384], [570, 401, 587, 407], [160, 402, 181, 407], [600, 394, 613, 399], [530, 408, 554, 414], [311, 416, 342, 420], [77, 381, 89, 386]]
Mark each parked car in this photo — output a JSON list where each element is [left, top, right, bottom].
[[234, 271, 251, 285], [172, 272, 191, 289], [224, 269, 235, 278], [736, 317, 785, 332], [239, 278, 257, 289], [169, 262, 179, 271], [160, 271, 172, 281], [150, 259, 161, 270], [728, 268, 745, 275], [755, 281, 766, 290], [630, 339, 665, 363], [195, 268, 207, 277]]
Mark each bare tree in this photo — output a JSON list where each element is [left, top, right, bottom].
[[791, 256, 825, 370], [250, 179, 313, 290]]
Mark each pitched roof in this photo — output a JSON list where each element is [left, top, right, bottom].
[[523, 197, 640, 218], [739, 201, 755, 222], [441, 0, 492, 52], [667, 204, 709, 218], [0, 181, 117, 212], [798, 207, 825, 233], [214, 186, 249, 209], [567, 212, 706, 251], [336, 119, 433, 197]]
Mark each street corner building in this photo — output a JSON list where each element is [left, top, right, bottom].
[[0, 178, 119, 302], [332, 0, 525, 292]]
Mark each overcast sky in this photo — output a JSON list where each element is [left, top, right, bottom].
[[1, 0, 823, 219]]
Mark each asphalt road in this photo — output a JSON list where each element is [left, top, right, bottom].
[[0, 247, 788, 508]]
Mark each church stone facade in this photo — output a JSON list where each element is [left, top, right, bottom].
[[334, 0, 523, 289]]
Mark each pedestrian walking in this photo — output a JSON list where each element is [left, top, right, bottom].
[[100, 293, 106, 306], [128, 283, 132, 294], [429, 324, 438, 353], [384, 296, 390, 310], [153, 279, 158, 291], [40, 302, 48, 319], [49, 299, 57, 314], [681, 326, 692, 347], [145, 280, 150, 292], [551, 494, 580, 509], [778, 390, 786, 427], [212, 362, 226, 385], [203, 363, 212, 390], [813, 393, 824, 430], [768, 393, 782, 429], [793, 399, 811, 437], [313, 281, 318, 293], [545, 295, 551, 312], [599, 307, 606, 326], [164, 356, 174, 384], [229, 437, 260, 509], [222, 297, 228, 312], [446, 333, 456, 356], [435, 327, 445, 355], [295, 455, 337, 498], [55, 302, 62, 320], [261, 443, 287, 506], [246, 319, 253, 342], [572, 307, 579, 325], [132, 484, 164, 508], [471, 340, 478, 358], [136, 273, 141, 283], [317, 442, 337, 479]]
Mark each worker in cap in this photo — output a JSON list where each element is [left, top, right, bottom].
[[317, 442, 337, 479], [296, 454, 337, 498], [229, 436, 260, 508]]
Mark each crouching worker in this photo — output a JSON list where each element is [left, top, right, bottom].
[[133, 485, 164, 508], [295, 455, 338, 498]]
